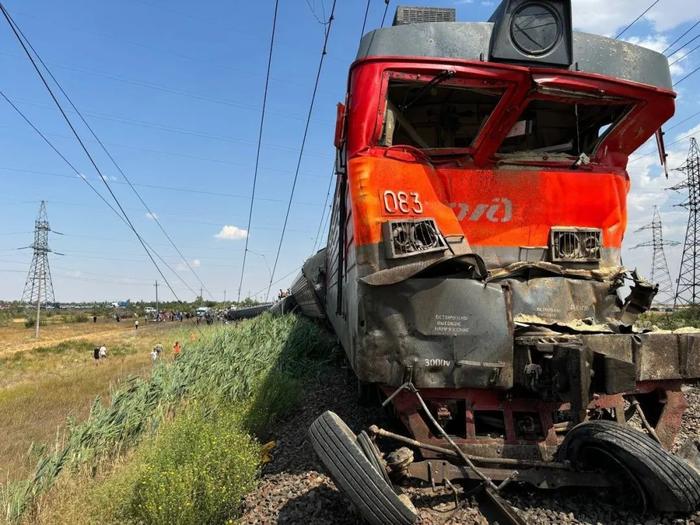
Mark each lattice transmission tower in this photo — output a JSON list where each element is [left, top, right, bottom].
[[670, 138, 700, 306], [632, 206, 678, 306], [21, 201, 61, 336]]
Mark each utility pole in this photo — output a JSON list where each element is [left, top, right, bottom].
[[670, 138, 700, 306], [21, 201, 61, 338], [632, 206, 679, 307], [200, 287, 203, 304], [223, 289, 227, 303], [154, 280, 159, 321]]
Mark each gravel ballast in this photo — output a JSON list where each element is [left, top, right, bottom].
[[238, 367, 700, 525]]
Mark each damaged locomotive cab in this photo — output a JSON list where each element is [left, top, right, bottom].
[[298, 1, 700, 521]]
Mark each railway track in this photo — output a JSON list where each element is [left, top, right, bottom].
[[237, 367, 700, 524]]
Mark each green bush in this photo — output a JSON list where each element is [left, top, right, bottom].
[[23, 317, 46, 329], [98, 404, 259, 525], [63, 314, 89, 324], [638, 306, 700, 331], [32, 341, 94, 355]]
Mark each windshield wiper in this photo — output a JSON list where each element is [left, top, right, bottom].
[[399, 70, 455, 112]]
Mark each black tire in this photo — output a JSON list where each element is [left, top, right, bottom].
[[558, 420, 700, 513], [309, 411, 417, 525]]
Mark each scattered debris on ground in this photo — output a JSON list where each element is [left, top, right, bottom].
[[239, 370, 700, 525]]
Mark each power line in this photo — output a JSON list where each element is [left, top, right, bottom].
[[666, 32, 700, 59], [0, 49, 312, 121], [312, 167, 335, 253], [305, 0, 327, 26], [674, 63, 700, 87], [628, 120, 700, 166], [0, 90, 199, 298], [669, 41, 700, 66], [266, 0, 338, 300], [615, 0, 660, 39], [360, 0, 371, 39], [380, 0, 391, 28], [238, 0, 279, 302], [7, 95, 334, 160], [0, 166, 325, 206], [662, 20, 700, 54], [0, 4, 185, 301], [4, 7, 214, 300]]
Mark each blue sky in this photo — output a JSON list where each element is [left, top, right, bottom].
[[0, 0, 699, 302]]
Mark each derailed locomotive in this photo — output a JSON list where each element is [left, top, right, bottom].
[[290, 1, 700, 521]]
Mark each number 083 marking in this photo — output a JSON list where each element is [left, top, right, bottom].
[[383, 190, 423, 214]]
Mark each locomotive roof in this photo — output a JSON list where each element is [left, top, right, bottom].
[[357, 22, 672, 90]]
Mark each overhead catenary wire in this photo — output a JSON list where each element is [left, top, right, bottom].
[[0, 3, 184, 302], [666, 32, 700, 59], [669, 41, 700, 66], [237, 0, 280, 302], [673, 63, 700, 86], [360, 0, 371, 39], [614, 0, 661, 39], [311, 167, 336, 253], [3, 7, 214, 301], [312, 0, 375, 255], [662, 20, 700, 54], [266, 0, 338, 300], [0, 90, 200, 299], [380, 0, 391, 28]]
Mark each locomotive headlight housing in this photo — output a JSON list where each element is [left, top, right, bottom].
[[550, 227, 601, 262], [383, 218, 447, 259], [488, 0, 573, 68]]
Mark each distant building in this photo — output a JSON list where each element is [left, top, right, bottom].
[[393, 6, 456, 26]]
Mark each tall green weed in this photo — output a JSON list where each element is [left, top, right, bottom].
[[95, 404, 259, 525], [1, 314, 335, 523]]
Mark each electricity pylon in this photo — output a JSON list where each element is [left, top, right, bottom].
[[670, 138, 700, 306], [632, 206, 678, 307], [21, 201, 62, 337]]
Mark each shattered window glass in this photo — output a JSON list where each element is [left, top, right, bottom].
[[498, 99, 631, 156], [380, 79, 503, 150]]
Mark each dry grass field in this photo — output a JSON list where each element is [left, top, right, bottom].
[[0, 317, 191, 483]]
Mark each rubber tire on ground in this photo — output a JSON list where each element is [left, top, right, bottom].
[[558, 420, 700, 512], [309, 410, 417, 525]]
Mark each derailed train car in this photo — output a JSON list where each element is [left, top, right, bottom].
[[290, 1, 700, 521]]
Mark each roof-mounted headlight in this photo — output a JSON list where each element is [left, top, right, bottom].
[[488, 0, 573, 68]]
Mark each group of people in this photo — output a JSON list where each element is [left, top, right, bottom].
[[153, 311, 189, 322], [150, 341, 181, 362], [92, 345, 107, 364]]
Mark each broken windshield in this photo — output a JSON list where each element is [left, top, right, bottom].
[[497, 99, 632, 156], [379, 77, 504, 152]]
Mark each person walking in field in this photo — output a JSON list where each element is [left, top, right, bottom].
[[134, 318, 139, 330], [150, 348, 158, 362], [173, 341, 181, 359], [93, 346, 100, 365], [99, 345, 107, 360]]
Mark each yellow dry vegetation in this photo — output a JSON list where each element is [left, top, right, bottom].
[[0, 319, 187, 483]]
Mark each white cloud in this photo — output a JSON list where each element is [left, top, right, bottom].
[[145, 212, 158, 220], [214, 225, 248, 240], [572, 1, 700, 37], [176, 258, 202, 271]]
